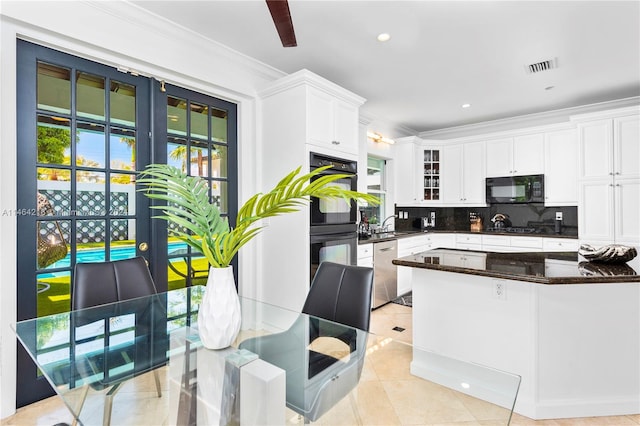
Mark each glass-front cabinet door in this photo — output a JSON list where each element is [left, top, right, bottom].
[[423, 149, 440, 201]]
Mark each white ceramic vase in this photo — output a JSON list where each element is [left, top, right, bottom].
[[197, 266, 241, 350]]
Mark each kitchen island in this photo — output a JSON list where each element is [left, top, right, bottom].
[[393, 249, 640, 420]]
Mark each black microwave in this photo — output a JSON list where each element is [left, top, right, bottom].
[[486, 175, 544, 204]]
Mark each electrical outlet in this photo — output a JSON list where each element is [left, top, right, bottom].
[[493, 281, 506, 300], [555, 211, 563, 221]]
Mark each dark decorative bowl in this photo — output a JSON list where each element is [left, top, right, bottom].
[[578, 244, 638, 264]]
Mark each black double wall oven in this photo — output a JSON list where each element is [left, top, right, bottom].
[[309, 153, 358, 280]]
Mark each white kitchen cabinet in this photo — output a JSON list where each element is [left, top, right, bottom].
[[258, 70, 365, 310], [455, 233, 483, 250], [544, 129, 578, 205], [442, 142, 486, 205], [579, 115, 640, 181], [482, 235, 545, 252], [425, 233, 456, 250], [542, 238, 580, 252], [579, 175, 640, 246], [422, 149, 441, 202], [486, 134, 544, 177], [442, 251, 486, 269], [308, 88, 359, 155], [578, 113, 640, 246], [357, 243, 373, 267], [394, 140, 420, 205], [397, 235, 429, 296]]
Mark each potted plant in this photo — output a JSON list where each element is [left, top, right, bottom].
[[139, 163, 378, 349]]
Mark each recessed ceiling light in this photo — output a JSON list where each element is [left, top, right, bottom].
[[377, 33, 391, 42], [461, 103, 471, 108]]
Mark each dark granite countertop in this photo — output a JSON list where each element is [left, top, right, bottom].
[[358, 229, 578, 245], [392, 248, 640, 284]]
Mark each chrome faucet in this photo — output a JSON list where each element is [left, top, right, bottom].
[[380, 215, 397, 232]]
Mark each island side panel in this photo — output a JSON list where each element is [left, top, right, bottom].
[[535, 282, 640, 419], [410, 267, 640, 420], [410, 268, 538, 417]]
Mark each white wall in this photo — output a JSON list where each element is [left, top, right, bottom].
[[0, 0, 284, 417]]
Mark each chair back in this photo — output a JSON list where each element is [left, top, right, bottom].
[[72, 256, 157, 310], [302, 262, 374, 331]]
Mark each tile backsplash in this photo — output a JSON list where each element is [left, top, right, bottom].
[[395, 204, 578, 236]]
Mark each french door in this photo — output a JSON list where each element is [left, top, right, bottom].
[[15, 40, 237, 406]]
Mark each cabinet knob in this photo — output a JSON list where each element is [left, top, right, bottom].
[[615, 172, 621, 175], [513, 170, 517, 173], [609, 172, 614, 175], [331, 140, 340, 145]]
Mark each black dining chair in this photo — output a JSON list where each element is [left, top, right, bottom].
[[71, 256, 163, 426], [239, 261, 374, 423]]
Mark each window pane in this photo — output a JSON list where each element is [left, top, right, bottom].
[[37, 115, 71, 166], [110, 128, 136, 170], [37, 219, 70, 271], [76, 72, 105, 120], [76, 219, 106, 258], [77, 122, 105, 168], [110, 80, 136, 126], [110, 219, 135, 259], [190, 102, 208, 139], [76, 171, 105, 215], [109, 177, 135, 216], [167, 138, 187, 172], [211, 144, 227, 178], [167, 96, 187, 135], [37, 271, 70, 317], [37, 176, 71, 215], [37, 62, 71, 114], [211, 108, 228, 143], [190, 144, 208, 177], [212, 180, 227, 214]]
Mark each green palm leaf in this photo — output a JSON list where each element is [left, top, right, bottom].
[[139, 164, 379, 268]]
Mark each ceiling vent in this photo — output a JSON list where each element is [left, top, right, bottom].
[[525, 58, 558, 74]]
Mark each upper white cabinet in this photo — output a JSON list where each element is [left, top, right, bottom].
[[544, 129, 578, 205], [442, 142, 485, 205], [260, 69, 365, 159], [577, 112, 640, 246], [394, 139, 423, 205], [394, 139, 442, 206], [307, 87, 359, 155], [579, 115, 640, 180], [486, 134, 544, 177]]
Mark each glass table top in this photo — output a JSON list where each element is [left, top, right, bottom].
[[14, 286, 521, 425]]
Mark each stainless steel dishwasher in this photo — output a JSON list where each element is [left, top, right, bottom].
[[373, 239, 397, 308]]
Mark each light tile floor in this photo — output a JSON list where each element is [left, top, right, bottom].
[[2, 302, 639, 426]]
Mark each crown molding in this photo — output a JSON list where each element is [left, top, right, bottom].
[[258, 69, 366, 106], [418, 97, 640, 140]]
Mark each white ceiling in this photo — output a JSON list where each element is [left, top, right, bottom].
[[132, 1, 640, 135]]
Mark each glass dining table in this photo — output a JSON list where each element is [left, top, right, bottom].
[[14, 286, 521, 425]]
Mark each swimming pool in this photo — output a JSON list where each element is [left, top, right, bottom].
[[40, 241, 190, 277]]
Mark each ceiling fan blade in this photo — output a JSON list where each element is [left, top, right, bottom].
[[265, 0, 297, 47]]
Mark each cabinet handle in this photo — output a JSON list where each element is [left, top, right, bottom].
[[331, 140, 340, 145]]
